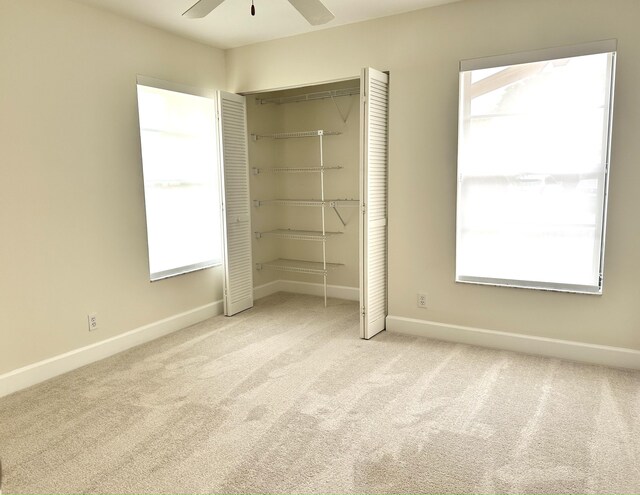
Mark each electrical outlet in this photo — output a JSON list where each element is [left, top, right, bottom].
[[417, 293, 427, 308], [88, 313, 99, 331]]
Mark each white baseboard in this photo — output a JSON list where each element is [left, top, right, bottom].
[[253, 281, 282, 300], [0, 280, 358, 399], [6, 293, 636, 400], [0, 300, 224, 399], [253, 279, 359, 301], [387, 315, 640, 370]]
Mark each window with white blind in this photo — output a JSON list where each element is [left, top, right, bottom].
[[456, 41, 616, 294], [136, 78, 222, 281]]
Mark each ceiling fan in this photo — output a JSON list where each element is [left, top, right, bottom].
[[183, 0, 335, 25]]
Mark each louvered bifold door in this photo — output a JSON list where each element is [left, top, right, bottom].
[[360, 68, 389, 339], [219, 92, 253, 316]]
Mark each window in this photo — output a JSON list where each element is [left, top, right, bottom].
[[136, 78, 222, 281], [456, 41, 616, 294]]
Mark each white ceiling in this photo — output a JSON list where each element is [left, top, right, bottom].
[[71, 0, 462, 49]]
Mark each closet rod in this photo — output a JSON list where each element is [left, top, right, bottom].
[[256, 87, 360, 105]]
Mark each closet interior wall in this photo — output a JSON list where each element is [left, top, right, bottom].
[[247, 80, 361, 293]]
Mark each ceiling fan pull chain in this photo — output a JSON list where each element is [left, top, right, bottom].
[[251, 0, 256, 16]]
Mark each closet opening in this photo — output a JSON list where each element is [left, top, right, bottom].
[[246, 79, 362, 309], [220, 69, 388, 339]]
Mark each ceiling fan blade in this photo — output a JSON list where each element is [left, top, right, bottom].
[[182, 0, 226, 18], [287, 0, 335, 25]]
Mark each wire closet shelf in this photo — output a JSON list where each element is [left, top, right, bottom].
[[252, 128, 350, 306]]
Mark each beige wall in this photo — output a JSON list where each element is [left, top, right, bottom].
[[227, 0, 640, 350], [0, 0, 226, 374]]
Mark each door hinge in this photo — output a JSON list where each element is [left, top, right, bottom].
[[361, 307, 366, 316], [362, 203, 366, 214]]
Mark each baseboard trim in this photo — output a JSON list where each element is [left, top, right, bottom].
[[253, 281, 282, 300], [386, 315, 640, 370], [0, 300, 224, 399], [278, 280, 360, 301], [0, 280, 359, 399], [254, 280, 359, 302]]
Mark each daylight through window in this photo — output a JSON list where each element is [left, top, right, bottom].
[[456, 41, 616, 293], [137, 80, 222, 281]]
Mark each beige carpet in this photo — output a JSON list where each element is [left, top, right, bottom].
[[1, 292, 639, 494]]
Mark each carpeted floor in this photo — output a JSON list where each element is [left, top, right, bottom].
[[1, 292, 639, 494]]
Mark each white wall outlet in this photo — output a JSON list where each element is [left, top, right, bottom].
[[417, 293, 427, 308], [88, 313, 99, 331]]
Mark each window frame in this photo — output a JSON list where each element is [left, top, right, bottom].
[[455, 40, 617, 295]]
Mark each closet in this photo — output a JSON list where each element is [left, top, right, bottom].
[[219, 68, 389, 339], [250, 80, 360, 307]]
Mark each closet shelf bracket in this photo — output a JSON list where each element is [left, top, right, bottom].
[[332, 205, 348, 227], [330, 94, 355, 124]]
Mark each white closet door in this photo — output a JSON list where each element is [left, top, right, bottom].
[[219, 91, 253, 316], [360, 68, 389, 339]]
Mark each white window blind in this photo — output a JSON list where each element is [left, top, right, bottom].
[[456, 41, 616, 294], [136, 79, 222, 281]]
